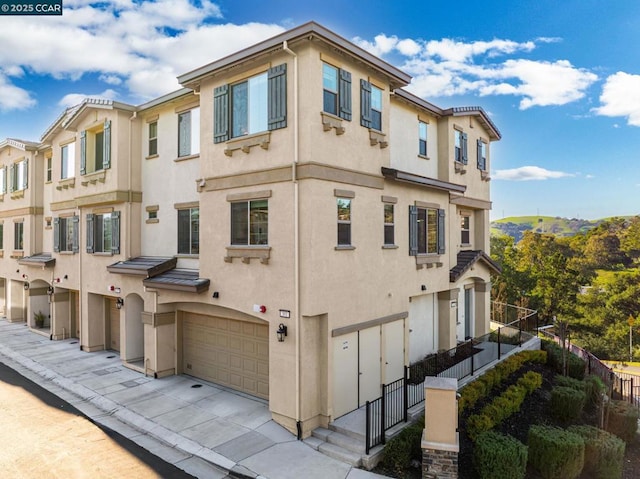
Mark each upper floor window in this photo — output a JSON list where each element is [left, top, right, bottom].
[[454, 130, 468, 164], [477, 139, 487, 171], [337, 198, 352, 246], [461, 215, 470, 245], [409, 206, 445, 256], [14, 222, 24, 251], [86, 211, 120, 255], [46, 157, 52, 182], [214, 64, 287, 144], [419, 121, 428, 156], [360, 80, 383, 131], [9, 159, 28, 192], [177, 207, 199, 255], [81, 120, 111, 175], [384, 203, 395, 246], [53, 216, 79, 253], [148, 121, 158, 156], [0, 166, 6, 194], [178, 108, 200, 157], [231, 199, 268, 245], [61, 143, 75, 179], [322, 63, 352, 120]]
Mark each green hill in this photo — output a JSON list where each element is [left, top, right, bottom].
[[491, 216, 603, 242]]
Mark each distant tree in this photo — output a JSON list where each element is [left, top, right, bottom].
[[620, 216, 640, 263]]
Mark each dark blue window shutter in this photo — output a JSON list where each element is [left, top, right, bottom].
[[409, 205, 418, 256], [22, 159, 28, 189], [72, 216, 79, 253], [437, 209, 446, 254], [213, 84, 229, 143], [8, 164, 14, 192], [2, 165, 6, 193], [339, 69, 352, 121], [462, 133, 468, 165], [53, 217, 60, 253], [86, 213, 94, 253], [360, 79, 372, 128], [80, 130, 87, 175], [476, 139, 482, 169], [103, 120, 111, 169], [268, 63, 287, 131], [112, 211, 120, 255]]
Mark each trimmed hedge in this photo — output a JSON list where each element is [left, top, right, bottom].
[[584, 374, 606, 410], [568, 425, 625, 479], [550, 385, 586, 424], [378, 421, 424, 476], [606, 399, 640, 443], [554, 374, 585, 391], [528, 425, 585, 479], [473, 431, 527, 479], [458, 349, 546, 413], [542, 340, 585, 380], [466, 371, 543, 440]]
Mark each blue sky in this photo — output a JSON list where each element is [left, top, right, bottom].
[[1, 0, 639, 220]]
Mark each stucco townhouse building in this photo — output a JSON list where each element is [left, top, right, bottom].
[[0, 21, 500, 438]]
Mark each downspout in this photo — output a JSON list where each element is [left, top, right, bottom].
[[128, 111, 137, 258], [282, 40, 302, 438]]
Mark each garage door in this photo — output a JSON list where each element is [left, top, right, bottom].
[[183, 313, 269, 399]]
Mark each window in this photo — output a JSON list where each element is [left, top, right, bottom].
[[177, 207, 199, 255], [46, 157, 52, 182], [0, 166, 6, 194], [477, 139, 487, 171], [148, 210, 157, 220], [10, 159, 28, 192], [322, 63, 352, 119], [409, 206, 445, 256], [419, 121, 428, 156], [360, 80, 383, 131], [14, 222, 23, 251], [337, 198, 351, 246], [80, 120, 111, 174], [148, 121, 158, 156], [231, 200, 268, 245], [461, 215, 470, 245], [53, 216, 79, 253], [454, 130, 468, 164], [214, 64, 287, 143], [384, 204, 395, 245], [86, 211, 120, 254], [61, 143, 75, 179], [178, 109, 200, 157]]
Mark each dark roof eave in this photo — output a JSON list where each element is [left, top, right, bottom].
[[450, 250, 501, 282], [142, 278, 210, 294], [107, 257, 177, 277], [178, 21, 411, 89], [381, 167, 466, 193], [18, 254, 55, 268]]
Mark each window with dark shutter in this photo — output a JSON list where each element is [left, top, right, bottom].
[[360, 79, 372, 128], [178, 111, 191, 157], [438, 209, 446, 254], [213, 85, 229, 144], [111, 211, 120, 255], [409, 205, 418, 256], [477, 139, 486, 171], [268, 64, 287, 131], [53, 217, 60, 253], [22, 159, 28, 190], [72, 216, 79, 253], [339, 69, 352, 120], [461, 133, 468, 165], [80, 130, 87, 175], [103, 120, 111, 169], [86, 214, 94, 253]]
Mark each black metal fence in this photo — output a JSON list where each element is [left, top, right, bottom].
[[364, 315, 536, 453]]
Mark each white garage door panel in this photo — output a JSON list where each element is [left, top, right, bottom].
[[183, 313, 269, 400]]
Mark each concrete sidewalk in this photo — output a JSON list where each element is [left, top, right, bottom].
[[0, 320, 389, 479]]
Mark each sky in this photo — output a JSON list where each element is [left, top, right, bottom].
[[0, 0, 639, 220]]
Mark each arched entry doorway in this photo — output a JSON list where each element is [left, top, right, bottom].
[[122, 294, 144, 368]]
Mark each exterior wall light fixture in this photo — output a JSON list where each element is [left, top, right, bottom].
[[276, 323, 288, 342], [116, 297, 124, 309]]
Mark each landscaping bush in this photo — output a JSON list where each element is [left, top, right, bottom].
[[378, 422, 423, 476], [584, 374, 606, 413], [568, 425, 626, 479], [519, 370, 543, 393], [554, 374, 585, 391], [606, 399, 640, 443], [473, 431, 527, 479], [550, 386, 586, 424], [528, 425, 585, 479], [542, 340, 585, 379]]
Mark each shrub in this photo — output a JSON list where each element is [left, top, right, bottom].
[[519, 370, 543, 393], [542, 340, 585, 379], [568, 425, 625, 479], [473, 431, 527, 479], [550, 386, 586, 424], [554, 374, 585, 391], [606, 399, 640, 443], [379, 422, 423, 475], [584, 374, 606, 411], [528, 425, 585, 479], [466, 413, 493, 440]]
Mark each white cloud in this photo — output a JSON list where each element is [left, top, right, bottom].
[[58, 89, 119, 108], [493, 166, 574, 181], [0, 1, 283, 109], [593, 72, 640, 126]]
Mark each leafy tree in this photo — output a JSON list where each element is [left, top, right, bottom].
[[620, 216, 640, 263]]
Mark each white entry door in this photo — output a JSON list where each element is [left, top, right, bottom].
[[358, 326, 381, 405], [332, 332, 359, 417], [383, 320, 405, 383]]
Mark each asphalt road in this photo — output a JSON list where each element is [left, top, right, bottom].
[[0, 361, 197, 479]]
